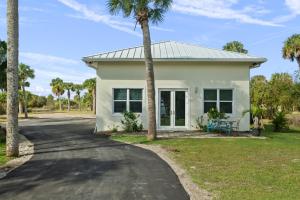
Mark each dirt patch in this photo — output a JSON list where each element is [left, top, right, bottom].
[[134, 144, 213, 200], [0, 134, 34, 179]]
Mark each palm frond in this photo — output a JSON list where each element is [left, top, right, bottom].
[[107, 0, 134, 17], [148, 8, 164, 24]]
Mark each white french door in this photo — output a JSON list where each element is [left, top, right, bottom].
[[158, 89, 188, 130]]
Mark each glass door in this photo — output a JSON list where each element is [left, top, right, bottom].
[[174, 91, 186, 127], [160, 91, 172, 128], [159, 89, 187, 129]]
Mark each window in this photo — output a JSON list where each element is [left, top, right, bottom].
[[113, 89, 143, 113], [204, 89, 233, 114], [204, 90, 217, 113]]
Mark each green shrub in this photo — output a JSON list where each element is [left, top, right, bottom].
[[207, 108, 227, 120], [194, 115, 207, 132], [0, 127, 5, 143], [121, 111, 143, 133], [272, 112, 289, 132], [0, 92, 6, 115], [108, 124, 119, 133]]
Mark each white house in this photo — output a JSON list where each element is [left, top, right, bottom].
[[83, 41, 266, 132]]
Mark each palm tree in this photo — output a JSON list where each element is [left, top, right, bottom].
[[107, 0, 172, 140], [83, 78, 96, 114], [282, 34, 300, 72], [50, 78, 65, 111], [6, 0, 19, 157], [223, 41, 248, 54], [73, 84, 83, 111], [63, 82, 74, 112], [18, 63, 34, 118]]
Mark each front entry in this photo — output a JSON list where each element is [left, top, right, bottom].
[[159, 89, 188, 130]]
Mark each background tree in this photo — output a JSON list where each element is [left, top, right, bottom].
[[293, 82, 300, 110], [46, 94, 55, 110], [83, 78, 96, 114], [107, 0, 172, 140], [0, 40, 7, 92], [63, 82, 74, 112], [18, 63, 35, 118], [282, 34, 300, 71], [223, 41, 248, 54], [28, 94, 47, 108], [73, 84, 83, 111], [0, 92, 6, 115], [50, 78, 65, 111], [6, 0, 19, 157], [266, 73, 294, 117], [82, 92, 93, 111], [250, 75, 268, 110]]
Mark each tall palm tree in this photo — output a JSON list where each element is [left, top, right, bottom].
[[223, 41, 248, 54], [50, 78, 65, 111], [73, 84, 83, 111], [282, 34, 300, 72], [63, 82, 74, 112], [18, 63, 34, 118], [83, 78, 96, 114], [6, 0, 19, 157], [107, 0, 172, 140]]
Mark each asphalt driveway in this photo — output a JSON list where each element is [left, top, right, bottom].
[[0, 117, 189, 200]]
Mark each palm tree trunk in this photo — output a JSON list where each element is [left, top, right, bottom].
[[67, 89, 70, 112], [140, 18, 157, 141], [93, 89, 96, 114], [6, 0, 19, 157], [22, 84, 28, 118], [19, 99, 22, 114], [78, 94, 81, 111], [58, 95, 62, 111], [297, 57, 300, 72]]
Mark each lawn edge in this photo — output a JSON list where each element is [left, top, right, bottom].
[[131, 142, 213, 200], [0, 133, 34, 179]]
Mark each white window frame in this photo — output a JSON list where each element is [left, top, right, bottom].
[[203, 89, 234, 114], [113, 88, 143, 114]]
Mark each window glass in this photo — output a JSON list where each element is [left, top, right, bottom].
[[204, 102, 217, 113], [204, 89, 217, 101], [114, 89, 127, 100], [113, 88, 143, 113], [130, 102, 142, 113], [220, 102, 232, 113], [130, 89, 142, 100], [114, 101, 127, 113], [220, 90, 233, 101]]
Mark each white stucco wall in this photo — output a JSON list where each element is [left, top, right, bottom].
[[93, 61, 251, 132]]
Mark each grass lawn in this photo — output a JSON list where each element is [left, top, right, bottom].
[[0, 130, 9, 166], [111, 127, 300, 200]]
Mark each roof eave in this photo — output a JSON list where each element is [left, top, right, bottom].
[[82, 57, 267, 64]]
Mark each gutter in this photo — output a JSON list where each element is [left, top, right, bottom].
[[82, 57, 267, 64]]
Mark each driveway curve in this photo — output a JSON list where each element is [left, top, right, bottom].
[[0, 117, 189, 200]]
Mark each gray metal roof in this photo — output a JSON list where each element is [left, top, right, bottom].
[[83, 41, 267, 64]]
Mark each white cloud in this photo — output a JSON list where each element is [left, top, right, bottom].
[[57, 0, 142, 37], [20, 52, 79, 66], [285, 0, 300, 15], [20, 6, 46, 13], [272, 0, 300, 23], [172, 0, 281, 27], [58, 0, 174, 36]]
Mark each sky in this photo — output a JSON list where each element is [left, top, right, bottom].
[[0, 0, 299, 97]]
